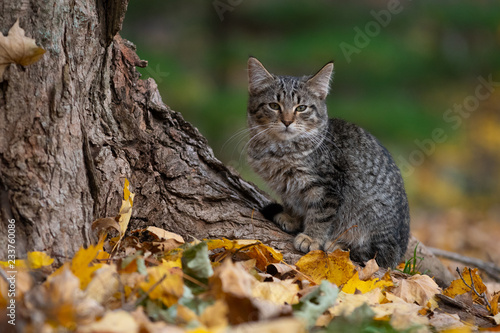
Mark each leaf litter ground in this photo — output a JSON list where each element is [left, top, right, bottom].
[[1, 180, 499, 332]]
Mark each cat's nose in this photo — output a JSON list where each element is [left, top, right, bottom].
[[281, 120, 293, 127]]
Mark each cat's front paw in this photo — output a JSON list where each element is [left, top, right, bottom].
[[274, 212, 301, 233], [261, 203, 301, 233], [294, 233, 321, 253]]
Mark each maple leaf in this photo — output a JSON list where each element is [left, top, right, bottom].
[[0, 19, 45, 81], [295, 249, 355, 286]]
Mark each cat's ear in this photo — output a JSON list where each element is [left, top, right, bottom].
[[307, 61, 334, 100], [248, 57, 274, 95]]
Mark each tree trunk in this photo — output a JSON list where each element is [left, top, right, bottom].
[[0, 0, 453, 285], [0, 0, 300, 263]]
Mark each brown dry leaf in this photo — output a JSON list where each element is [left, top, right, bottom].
[[390, 274, 441, 305], [131, 306, 184, 333], [427, 312, 472, 332], [0, 19, 46, 80], [443, 267, 487, 303], [85, 264, 119, 305], [210, 258, 256, 299], [77, 310, 139, 333], [295, 249, 355, 286], [207, 238, 283, 271], [25, 267, 103, 329], [358, 258, 379, 281], [129, 227, 185, 253], [231, 317, 306, 333]]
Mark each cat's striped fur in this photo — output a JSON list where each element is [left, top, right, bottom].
[[246, 57, 410, 268]]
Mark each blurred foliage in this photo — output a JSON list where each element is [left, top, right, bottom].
[[121, 0, 500, 214]]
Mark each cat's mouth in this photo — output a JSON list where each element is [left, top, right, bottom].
[[274, 126, 300, 140]]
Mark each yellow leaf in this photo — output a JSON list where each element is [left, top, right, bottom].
[[295, 249, 355, 286], [139, 259, 184, 307], [27, 251, 54, 269], [118, 178, 135, 236], [199, 299, 229, 329], [0, 251, 53, 270], [70, 239, 106, 289], [0, 19, 45, 80], [443, 268, 487, 303], [77, 310, 139, 333], [252, 279, 299, 305], [390, 274, 441, 306], [342, 271, 393, 294]]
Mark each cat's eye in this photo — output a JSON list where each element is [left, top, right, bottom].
[[295, 105, 307, 112], [268, 103, 281, 111]]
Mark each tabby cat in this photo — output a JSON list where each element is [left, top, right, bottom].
[[246, 57, 410, 268]]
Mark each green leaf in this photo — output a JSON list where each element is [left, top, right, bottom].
[[181, 242, 213, 292], [323, 303, 415, 333], [292, 280, 338, 329]]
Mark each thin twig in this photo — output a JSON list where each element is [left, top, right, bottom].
[[279, 260, 316, 285], [430, 247, 500, 282], [456, 267, 492, 313]]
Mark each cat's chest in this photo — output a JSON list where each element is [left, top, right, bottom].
[[250, 153, 316, 196]]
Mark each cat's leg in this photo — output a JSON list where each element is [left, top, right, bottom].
[[293, 194, 339, 253], [294, 213, 332, 252], [261, 203, 302, 233]]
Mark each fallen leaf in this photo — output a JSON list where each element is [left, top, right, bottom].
[[210, 258, 256, 299], [25, 267, 103, 329], [182, 242, 214, 291], [342, 271, 393, 294], [428, 312, 471, 332], [114, 179, 135, 248], [230, 317, 306, 333], [85, 264, 119, 305], [295, 249, 355, 286], [293, 280, 338, 329], [358, 258, 379, 281], [252, 279, 300, 305], [139, 258, 184, 307], [199, 299, 229, 330], [443, 267, 487, 303], [0, 19, 46, 80], [27, 251, 54, 269], [390, 274, 441, 306], [207, 238, 282, 271], [0, 251, 54, 270], [77, 310, 139, 333], [69, 239, 106, 289]]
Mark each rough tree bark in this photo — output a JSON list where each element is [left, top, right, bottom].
[[0, 0, 453, 284]]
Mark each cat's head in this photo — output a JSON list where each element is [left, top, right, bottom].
[[247, 57, 333, 141]]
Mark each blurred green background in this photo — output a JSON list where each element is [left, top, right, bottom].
[[122, 0, 500, 259]]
